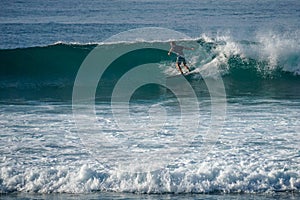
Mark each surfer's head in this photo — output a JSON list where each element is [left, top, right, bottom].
[[170, 41, 176, 46]]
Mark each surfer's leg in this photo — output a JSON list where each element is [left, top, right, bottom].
[[183, 59, 190, 72], [184, 64, 190, 72], [176, 63, 184, 74], [176, 57, 184, 74]]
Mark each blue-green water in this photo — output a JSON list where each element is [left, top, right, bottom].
[[0, 0, 299, 199]]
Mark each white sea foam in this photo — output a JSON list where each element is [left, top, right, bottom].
[[255, 31, 300, 73], [0, 101, 299, 194]]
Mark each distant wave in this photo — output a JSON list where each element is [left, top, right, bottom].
[[1, 35, 300, 101]]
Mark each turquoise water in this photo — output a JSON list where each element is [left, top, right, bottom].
[[0, 0, 299, 199]]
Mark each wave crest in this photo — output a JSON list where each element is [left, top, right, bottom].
[[0, 35, 300, 101]]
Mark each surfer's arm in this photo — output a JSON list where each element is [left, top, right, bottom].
[[168, 48, 173, 56], [184, 47, 194, 50]]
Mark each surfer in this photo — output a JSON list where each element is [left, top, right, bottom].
[[168, 41, 194, 74]]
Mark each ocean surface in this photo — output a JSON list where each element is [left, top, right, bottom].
[[1, 0, 300, 199]]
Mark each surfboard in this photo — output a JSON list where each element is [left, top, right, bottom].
[[184, 66, 196, 75], [167, 66, 197, 78]]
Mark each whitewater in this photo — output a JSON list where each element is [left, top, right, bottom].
[[1, 95, 300, 196]]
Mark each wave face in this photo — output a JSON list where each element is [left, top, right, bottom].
[[1, 33, 300, 101]]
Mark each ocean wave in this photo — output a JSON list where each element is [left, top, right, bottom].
[[1, 161, 299, 194], [0, 35, 300, 101]]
